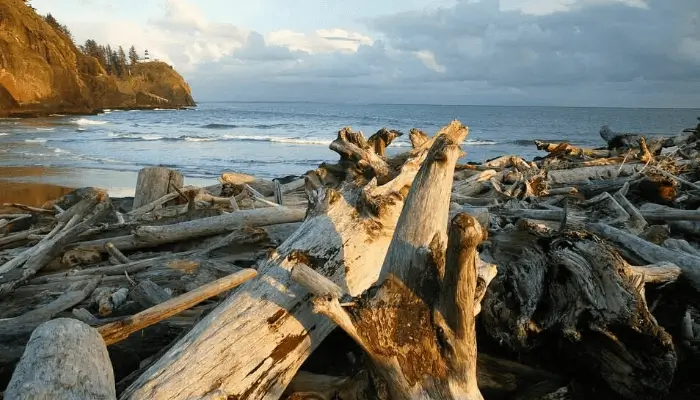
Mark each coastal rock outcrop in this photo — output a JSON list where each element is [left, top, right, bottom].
[[0, 0, 195, 117]]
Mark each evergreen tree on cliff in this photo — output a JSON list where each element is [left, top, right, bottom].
[[128, 45, 139, 65], [105, 44, 114, 74], [117, 46, 128, 75]]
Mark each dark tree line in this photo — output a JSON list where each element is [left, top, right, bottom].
[[79, 40, 142, 77], [44, 13, 73, 41], [29, 4, 143, 78]]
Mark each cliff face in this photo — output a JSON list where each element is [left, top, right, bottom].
[[0, 0, 195, 117]]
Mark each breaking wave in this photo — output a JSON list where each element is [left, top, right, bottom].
[[464, 139, 498, 146], [201, 123, 295, 130], [73, 118, 108, 126]]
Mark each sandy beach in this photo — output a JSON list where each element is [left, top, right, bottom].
[[0, 166, 217, 206]]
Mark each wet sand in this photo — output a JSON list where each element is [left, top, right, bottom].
[[0, 166, 216, 207], [0, 166, 74, 208]]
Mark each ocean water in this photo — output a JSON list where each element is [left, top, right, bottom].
[[0, 102, 698, 195]]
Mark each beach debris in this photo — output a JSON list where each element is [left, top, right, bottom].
[[0, 119, 699, 399]]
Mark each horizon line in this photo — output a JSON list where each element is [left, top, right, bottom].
[[190, 100, 700, 110]]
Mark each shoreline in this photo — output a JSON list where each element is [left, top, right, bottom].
[[0, 166, 216, 205], [0, 104, 197, 119]]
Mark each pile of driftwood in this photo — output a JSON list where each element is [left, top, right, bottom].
[[1, 118, 700, 399]]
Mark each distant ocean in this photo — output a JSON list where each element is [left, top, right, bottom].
[[1, 102, 699, 197]]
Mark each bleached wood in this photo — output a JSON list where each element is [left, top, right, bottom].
[[5, 318, 116, 400], [300, 126, 485, 399], [545, 164, 645, 185], [105, 242, 130, 264], [134, 206, 305, 243], [453, 170, 497, 197], [127, 192, 180, 218], [132, 167, 184, 210], [0, 196, 111, 297], [586, 222, 700, 292], [99, 268, 256, 345], [121, 121, 467, 400], [628, 262, 681, 284]]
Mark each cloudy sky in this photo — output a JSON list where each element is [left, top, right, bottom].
[[32, 0, 700, 107]]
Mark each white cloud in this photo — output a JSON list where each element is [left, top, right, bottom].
[[266, 29, 374, 54], [61, 0, 700, 107], [500, 0, 648, 15], [413, 50, 446, 73]]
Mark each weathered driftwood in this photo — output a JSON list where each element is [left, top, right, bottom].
[[98, 268, 256, 345], [120, 121, 469, 399], [130, 279, 171, 307], [106, 242, 131, 264], [367, 127, 402, 157], [586, 222, 700, 292], [295, 130, 486, 399], [545, 164, 644, 185], [70, 210, 304, 253], [0, 277, 100, 339], [5, 318, 116, 400], [132, 167, 184, 210], [482, 224, 676, 399], [535, 140, 614, 158], [0, 192, 112, 297], [219, 171, 276, 196]]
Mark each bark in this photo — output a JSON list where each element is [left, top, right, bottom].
[[294, 130, 487, 399], [133, 167, 184, 210], [481, 225, 677, 399], [121, 121, 470, 400], [5, 318, 116, 400]]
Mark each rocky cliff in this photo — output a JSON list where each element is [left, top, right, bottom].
[[0, 0, 195, 117]]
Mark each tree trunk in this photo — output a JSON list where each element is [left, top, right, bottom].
[[133, 167, 184, 210], [481, 222, 677, 399], [120, 121, 469, 399], [293, 129, 487, 399], [5, 318, 116, 400], [545, 164, 644, 185]]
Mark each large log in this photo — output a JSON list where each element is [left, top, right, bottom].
[[5, 318, 116, 400], [132, 167, 184, 210], [481, 224, 676, 399], [293, 131, 486, 399], [121, 121, 470, 399], [69, 212, 304, 253]]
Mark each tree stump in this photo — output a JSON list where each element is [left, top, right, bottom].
[[481, 221, 677, 399], [293, 130, 490, 399], [132, 167, 184, 210], [5, 318, 116, 400]]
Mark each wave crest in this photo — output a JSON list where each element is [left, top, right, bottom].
[[73, 118, 108, 126]]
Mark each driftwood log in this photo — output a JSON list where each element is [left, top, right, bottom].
[[132, 167, 184, 210], [120, 121, 470, 399], [5, 318, 116, 400], [294, 129, 487, 399], [481, 221, 676, 399]]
